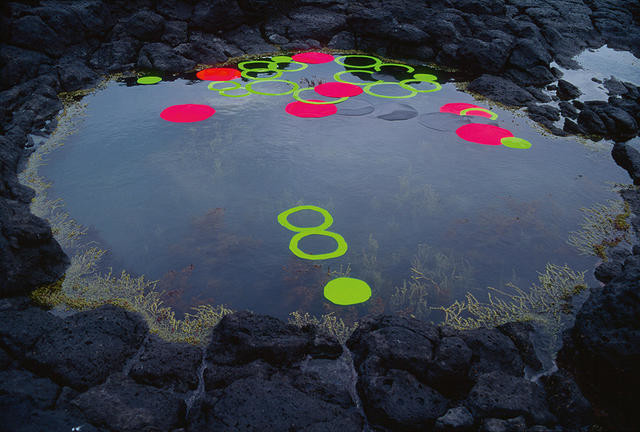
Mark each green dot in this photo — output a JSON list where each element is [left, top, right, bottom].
[[272, 56, 293, 62], [413, 74, 437, 81], [324, 277, 372, 305], [137, 76, 162, 85], [501, 136, 532, 149]]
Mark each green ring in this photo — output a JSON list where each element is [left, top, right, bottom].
[[245, 79, 299, 96], [289, 230, 348, 260], [207, 81, 241, 92], [363, 82, 418, 99], [241, 69, 283, 80], [398, 78, 442, 94], [237, 60, 278, 72], [333, 70, 378, 86], [277, 205, 334, 232], [334, 55, 382, 69], [293, 87, 349, 105], [459, 107, 498, 120], [219, 87, 251, 97], [500, 136, 532, 149], [373, 63, 416, 73], [277, 61, 308, 72], [137, 76, 162, 85]]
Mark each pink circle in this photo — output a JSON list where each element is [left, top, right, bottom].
[[285, 100, 337, 118], [455, 123, 513, 146], [314, 82, 363, 97], [160, 104, 216, 122], [196, 67, 241, 81], [440, 102, 482, 114], [291, 52, 335, 64]]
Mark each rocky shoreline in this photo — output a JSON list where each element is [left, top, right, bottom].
[[1, 0, 639, 430]]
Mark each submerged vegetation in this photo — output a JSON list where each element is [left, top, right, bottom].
[[22, 90, 234, 345], [568, 199, 633, 260], [437, 263, 587, 349], [288, 311, 358, 344]]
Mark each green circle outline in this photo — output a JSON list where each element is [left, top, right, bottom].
[[333, 70, 378, 86], [207, 81, 241, 92], [245, 79, 299, 96], [363, 82, 418, 99], [373, 63, 416, 73], [334, 55, 382, 69], [218, 87, 251, 97], [398, 78, 442, 94], [500, 136, 532, 149], [459, 107, 498, 120], [237, 60, 278, 72], [289, 230, 348, 260], [293, 87, 349, 105], [277, 61, 308, 72], [241, 69, 283, 80], [277, 205, 334, 232]]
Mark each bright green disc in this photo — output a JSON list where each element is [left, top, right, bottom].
[[413, 73, 437, 81], [324, 277, 372, 305], [501, 136, 532, 149], [272, 56, 293, 62], [137, 76, 162, 85]]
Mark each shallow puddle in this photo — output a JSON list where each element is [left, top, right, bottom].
[[35, 52, 627, 322]]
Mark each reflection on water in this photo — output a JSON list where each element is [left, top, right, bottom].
[[39, 53, 628, 322]]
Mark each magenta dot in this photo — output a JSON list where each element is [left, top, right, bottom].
[[285, 100, 337, 118], [440, 102, 482, 114], [160, 104, 215, 122], [455, 123, 513, 146], [314, 82, 363, 98], [291, 52, 335, 64]]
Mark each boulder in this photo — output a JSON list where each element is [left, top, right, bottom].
[[556, 79, 581, 100], [611, 142, 640, 184], [137, 42, 196, 73], [435, 406, 474, 431], [467, 75, 535, 106], [124, 10, 165, 41]]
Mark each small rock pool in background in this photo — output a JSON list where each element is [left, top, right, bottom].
[[37, 52, 629, 322]]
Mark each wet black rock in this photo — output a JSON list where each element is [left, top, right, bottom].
[[459, 327, 524, 380], [559, 254, 640, 430], [26, 305, 148, 390], [612, 142, 640, 184], [467, 75, 535, 106], [225, 25, 275, 54], [130, 335, 202, 392], [191, 0, 245, 31], [9, 15, 65, 58], [526, 104, 560, 130], [206, 311, 342, 367], [70, 373, 186, 432], [89, 38, 141, 71], [556, 79, 582, 100], [359, 369, 448, 430], [0, 45, 53, 90], [124, 10, 165, 41], [137, 42, 196, 72], [466, 371, 554, 425], [594, 259, 623, 283], [479, 416, 527, 432], [558, 100, 578, 119], [56, 59, 98, 92], [328, 31, 356, 50], [509, 39, 552, 70], [435, 406, 474, 431], [0, 300, 61, 358], [497, 321, 543, 372], [540, 370, 592, 429], [579, 101, 639, 141], [0, 369, 60, 410], [286, 7, 347, 42]]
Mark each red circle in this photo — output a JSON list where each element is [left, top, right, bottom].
[[440, 102, 482, 114], [285, 100, 337, 118], [314, 82, 363, 98], [160, 104, 216, 123], [291, 52, 335, 64], [455, 123, 513, 146], [196, 67, 241, 81]]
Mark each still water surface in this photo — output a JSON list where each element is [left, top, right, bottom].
[[40, 54, 627, 320]]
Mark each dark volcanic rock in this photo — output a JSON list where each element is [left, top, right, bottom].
[[89, 38, 140, 71], [579, 101, 638, 141], [225, 25, 274, 55], [0, 369, 60, 410], [612, 142, 640, 184], [10, 15, 65, 58], [0, 45, 52, 90], [526, 104, 560, 130], [191, 375, 363, 431], [359, 369, 449, 431], [540, 370, 592, 429], [328, 31, 356, 50], [192, 0, 245, 31], [559, 254, 640, 430], [508, 39, 552, 70], [594, 259, 624, 283], [26, 305, 148, 390], [497, 322, 543, 372], [459, 328, 524, 380], [161, 20, 188, 47], [0, 198, 68, 298], [0, 303, 62, 358], [435, 406, 474, 431], [556, 79, 581, 100], [137, 42, 196, 72], [466, 371, 554, 425], [558, 100, 578, 119], [286, 7, 347, 42], [207, 311, 341, 366], [56, 60, 98, 92], [467, 75, 535, 106], [124, 10, 165, 41], [71, 373, 186, 432], [480, 416, 526, 432], [130, 335, 202, 392]]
